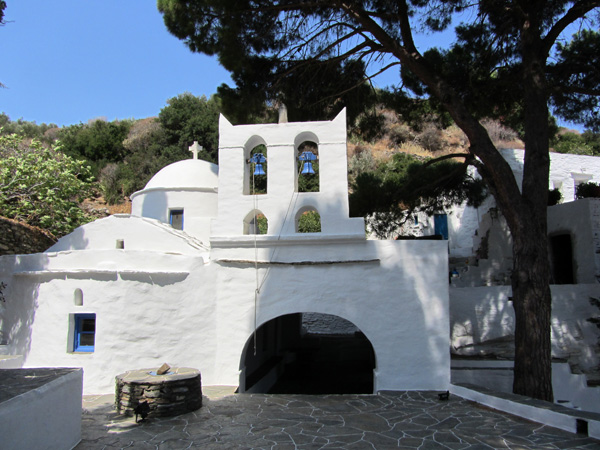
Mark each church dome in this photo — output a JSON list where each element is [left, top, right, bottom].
[[143, 158, 218, 191]]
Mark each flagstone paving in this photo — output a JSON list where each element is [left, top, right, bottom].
[[78, 387, 600, 449]]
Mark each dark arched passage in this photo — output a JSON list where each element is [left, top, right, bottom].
[[239, 313, 375, 394]]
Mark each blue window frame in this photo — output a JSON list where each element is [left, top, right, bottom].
[[74, 314, 95, 352], [170, 209, 184, 230]]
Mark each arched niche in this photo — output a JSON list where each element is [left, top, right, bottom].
[[295, 206, 321, 233], [239, 312, 376, 394], [295, 132, 320, 193], [73, 288, 83, 306], [244, 135, 268, 195], [243, 209, 268, 235]]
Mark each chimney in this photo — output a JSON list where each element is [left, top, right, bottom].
[[278, 104, 288, 123]]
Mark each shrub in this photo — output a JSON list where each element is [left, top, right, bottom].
[[355, 114, 385, 142], [481, 118, 519, 145], [552, 131, 595, 156], [387, 123, 414, 146], [548, 188, 562, 206], [416, 123, 444, 152], [348, 149, 376, 179], [576, 182, 600, 199], [100, 163, 122, 205]]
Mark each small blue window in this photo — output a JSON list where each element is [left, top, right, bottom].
[[74, 314, 95, 352], [170, 209, 184, 230]]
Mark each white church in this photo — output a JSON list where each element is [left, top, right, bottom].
[[0, 110, 451, 394]]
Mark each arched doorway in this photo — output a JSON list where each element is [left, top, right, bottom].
[[239, 313, 376, 394]]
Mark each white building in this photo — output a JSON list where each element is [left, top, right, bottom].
[[404, 149, 600, 258], [0, 110, 450, 394]]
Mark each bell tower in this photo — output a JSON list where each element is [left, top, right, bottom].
[[210, 109, 365, 245]]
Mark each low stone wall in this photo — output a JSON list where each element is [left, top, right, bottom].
[[0, 216, 56, 255], [115, 367, 202, 418]]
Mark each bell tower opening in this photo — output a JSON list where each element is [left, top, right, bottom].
[[239, 313, 375, 394]]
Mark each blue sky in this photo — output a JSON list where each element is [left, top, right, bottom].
[[1, 1, 235, 126], [0, 1, 413, 128], [0, 2, 584, 130]]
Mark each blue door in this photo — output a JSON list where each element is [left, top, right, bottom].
[[434, 214, 448, 240]]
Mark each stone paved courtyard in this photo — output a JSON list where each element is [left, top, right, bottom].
[[77, 387, 600, 449]]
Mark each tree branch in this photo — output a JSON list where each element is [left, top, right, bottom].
[[543, 1, 600, 54]]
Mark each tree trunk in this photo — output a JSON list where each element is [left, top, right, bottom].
[[373, 0, 557, 402], [511, 225, 554, 401], [509, 9, 554, 401]]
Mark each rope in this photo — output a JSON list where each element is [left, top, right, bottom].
[[256, 161, 304, 293], [252, 166, 258, 356], [250, 156, 306, 355]]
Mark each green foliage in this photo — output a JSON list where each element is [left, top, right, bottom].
[[158, 93, 220, 163], [582, 131, 600, 156], [348, 148, 377, 182], [99, 163, 122, 205], [0, 113, 59, 144], [550, 30, 600, 131], [297, 210, 321, 233], [378, 89, 453, 131], [354, 113, 386, 142], [114, 119, 175, 200], [552, 131, 600, 156], [350, 153, 487, 238], [218, 57, 377, 125], [297, 161, 320, 193], [58, 119, 132, 175], [576, 181, 600, 199], [548, 188, 562, 206], [101, 93, 222, 204], [0, 133, 94, 236], [256, 214, 268, 235], [158, 0, 376, 124]]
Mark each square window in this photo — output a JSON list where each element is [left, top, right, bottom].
[[73, 314, 95, 352], [170, 209, 184, 230]]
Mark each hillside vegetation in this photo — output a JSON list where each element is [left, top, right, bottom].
[[1, 93, 599, 237]]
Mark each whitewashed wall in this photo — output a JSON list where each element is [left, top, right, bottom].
[[0, 110, 451, 395], [213, 239, 450, 392], [130, 158, 219, 243], [212, 109, 365, 240], [48, 215, 208, 254], [0, 238, 449, 393], [548, 198, 600, 283], [450, 284, 600, 376]]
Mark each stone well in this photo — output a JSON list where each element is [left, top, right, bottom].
[[115, 367, 202, 417]]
